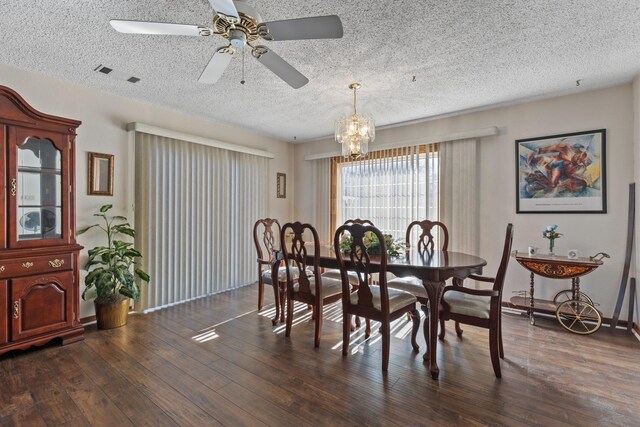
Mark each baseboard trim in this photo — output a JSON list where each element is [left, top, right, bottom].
[[501, 301, 632, 329]]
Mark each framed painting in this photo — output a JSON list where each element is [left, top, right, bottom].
[[516, 129, 606, 213], [277, 172, 286, 198]]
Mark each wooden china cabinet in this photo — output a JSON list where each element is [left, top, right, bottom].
[[0, 86, 84, 355]]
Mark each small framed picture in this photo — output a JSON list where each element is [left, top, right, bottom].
[[88, 152, 114, 196], [277, 172, 286, 198]]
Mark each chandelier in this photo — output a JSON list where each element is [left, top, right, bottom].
[[334, 83, 375, 159]]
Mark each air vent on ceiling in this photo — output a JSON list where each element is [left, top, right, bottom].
[[94, 64, 140, 83]]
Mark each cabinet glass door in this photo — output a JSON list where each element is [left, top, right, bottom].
[[17, 137, 62, 240]]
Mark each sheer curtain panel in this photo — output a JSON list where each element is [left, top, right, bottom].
[[134, 132, 268, 312], [439, 138, 479, 254]]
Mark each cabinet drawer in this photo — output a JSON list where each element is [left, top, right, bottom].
[[0, 254, 73, 279]]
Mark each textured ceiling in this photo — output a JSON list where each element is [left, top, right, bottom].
[[2, 1, 640, 142]]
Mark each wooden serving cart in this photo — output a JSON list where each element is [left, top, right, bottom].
[[510, 251, 609, 334]]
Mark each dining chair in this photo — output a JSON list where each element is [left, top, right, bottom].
[[253, 218, 299, 326], [334, 223, 420, 372], [387, 220, 449, 324], [280, 222, 344, 347], [323, 218, 377, 330], [322, 218, 375, 287], [438, 223, 514, 378]]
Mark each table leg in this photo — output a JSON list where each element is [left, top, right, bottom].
[[529, 272, 535, 326], [422, 280, 445, 379]]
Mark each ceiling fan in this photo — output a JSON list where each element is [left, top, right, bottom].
[[110, 0, 344, 89]]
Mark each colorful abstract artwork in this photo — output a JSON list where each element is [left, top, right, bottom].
[[516, 129, 606, 213]]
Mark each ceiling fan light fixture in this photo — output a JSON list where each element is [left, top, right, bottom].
[[229, 29, 247, 47], [335, 83, 375, 159]]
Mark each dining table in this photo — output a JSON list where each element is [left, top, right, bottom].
[[305, 246, 487, 379]]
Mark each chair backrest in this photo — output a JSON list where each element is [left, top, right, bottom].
[[253, 218, 281, 264], [344, 218, 375, 227], [280, 222, 320, 297], [405, 220, 449, 253], [493, 223, 514, 295], [334, 223, 389, 312]]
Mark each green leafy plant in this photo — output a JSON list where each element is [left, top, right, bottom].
[[339, 231, 404, 257], [78, 204, 150, 305]]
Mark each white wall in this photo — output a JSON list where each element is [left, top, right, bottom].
[[0, 63, 293, 318], [295, 84, 635, 320]]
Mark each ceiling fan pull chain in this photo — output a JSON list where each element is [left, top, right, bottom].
[[241, 47, 246, 85]]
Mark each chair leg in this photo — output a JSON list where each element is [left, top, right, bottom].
[[279, 282, 286, 323], [406, 311, 412, 321], [343, 313, 351, 356], [455, 321, 464, 338], [285, 296, 294, 337], [355, 315, 361, 327], [314, 304, 323, 348], [381, 321, 390, 372], [499, 313, 504, 359], [410, 308, 420, 352], [489, 321, 502, 378], [258, 279, 264, 311], [364, 318, 372, 339], [311, 306, 316, 320], [271, 283, 280, 326], [438, 318, 446, 341]]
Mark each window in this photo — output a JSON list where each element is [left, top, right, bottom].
[[331, 145, 439, 240]]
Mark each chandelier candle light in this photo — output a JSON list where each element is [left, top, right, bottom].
[[335, 83, 375, 159]]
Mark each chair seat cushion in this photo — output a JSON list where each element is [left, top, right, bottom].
[[293, 275, 343, 298], [262, 265, 310, 282], [387, 276, 427, 298], [322, 269, 361, 286], [350, 286, 417, 313], [443, 290, 491, 319]]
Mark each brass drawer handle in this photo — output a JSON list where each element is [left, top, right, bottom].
[[0, 266, 4, 273], [10, 178, 16, 197], [13, 301, 19, 319], [49, 259, 65, 268], [22, 262, 34, 269]]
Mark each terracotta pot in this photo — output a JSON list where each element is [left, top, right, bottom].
[[95, 299, 129, 330]]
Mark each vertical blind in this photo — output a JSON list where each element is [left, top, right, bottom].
[[330, 145, 439, 240], [134, 132, 268, 312]]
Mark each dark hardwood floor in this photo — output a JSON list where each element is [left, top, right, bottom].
[[1, 284, 639, 426]]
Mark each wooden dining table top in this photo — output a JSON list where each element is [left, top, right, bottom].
[[306, 246, 487, 282]]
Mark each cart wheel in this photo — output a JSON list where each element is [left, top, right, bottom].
[[529, 313, 535, 326], [553, 290, 594, 305], [556, 300, 602, 335]]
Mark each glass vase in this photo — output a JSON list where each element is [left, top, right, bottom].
[[549, 238, 555, 255]]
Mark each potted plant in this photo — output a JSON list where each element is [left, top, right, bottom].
[[78, 204, 150, 329]]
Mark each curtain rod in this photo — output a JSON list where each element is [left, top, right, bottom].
[[304, 126, 498, 161], [126, 122, 275, 159]]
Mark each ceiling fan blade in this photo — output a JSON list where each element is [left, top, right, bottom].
[[199, 48, 233, 84], [259, 15, 343, 41], [253, 47, 309, 89], [110, 20, 212, 36], [208, 0, 239, 20]]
